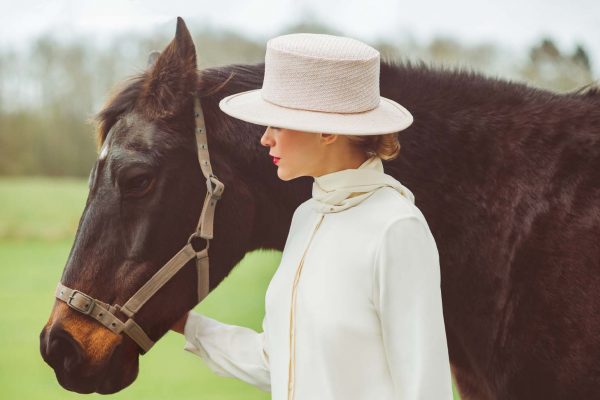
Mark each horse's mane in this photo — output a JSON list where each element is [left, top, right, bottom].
[[569, 81, 600, 97], [92, 57, 599, 156]]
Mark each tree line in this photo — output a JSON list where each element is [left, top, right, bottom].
[[0, 21, 595, 177]]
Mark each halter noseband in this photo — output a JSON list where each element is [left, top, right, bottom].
[[55, 96, 224, 353]]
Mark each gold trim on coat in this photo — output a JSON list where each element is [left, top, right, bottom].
[[288, 213, 325, 400]]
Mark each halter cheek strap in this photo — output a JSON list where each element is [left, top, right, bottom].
[[55, 96, 224, 354]]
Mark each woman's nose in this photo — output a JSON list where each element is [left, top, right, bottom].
[[260, 128, 274, 147]]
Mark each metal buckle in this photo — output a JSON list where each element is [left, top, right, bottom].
[[67, 290, 95, 315]]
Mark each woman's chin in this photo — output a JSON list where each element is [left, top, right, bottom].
[[276, 168, 290, 181]]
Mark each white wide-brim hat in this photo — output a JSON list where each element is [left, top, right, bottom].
[[219, 33, 413, 136]]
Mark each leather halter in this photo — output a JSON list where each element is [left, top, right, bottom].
[[55, 97, 225, 354]]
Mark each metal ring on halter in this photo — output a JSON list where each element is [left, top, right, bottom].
[[187, 231, 210, 253]]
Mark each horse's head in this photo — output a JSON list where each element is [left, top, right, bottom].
[[39, 17, 260, 394]]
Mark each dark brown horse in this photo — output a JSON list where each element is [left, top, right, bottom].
[[40, 17, 600, 398]]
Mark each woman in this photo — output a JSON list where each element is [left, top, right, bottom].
[[171, 33, 454, 400]]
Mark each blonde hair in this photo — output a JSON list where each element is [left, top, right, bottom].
[[345, 132, 401, 161]]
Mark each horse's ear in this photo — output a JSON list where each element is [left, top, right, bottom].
[[138, 17, 198, 119]]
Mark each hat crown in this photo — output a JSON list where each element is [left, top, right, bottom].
[[267, 33, 379, 61], [262, 33, 381, 114]]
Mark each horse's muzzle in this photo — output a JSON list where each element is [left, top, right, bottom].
[[39, 318, 138, 394], [40, 323, 96, 393]]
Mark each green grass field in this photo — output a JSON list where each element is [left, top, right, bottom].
[[0, 177, 460, 399]]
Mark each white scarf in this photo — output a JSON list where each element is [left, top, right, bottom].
[[311, 155, 415, 213]]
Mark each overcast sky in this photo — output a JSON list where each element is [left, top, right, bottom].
[[1, 0, 599, 75]]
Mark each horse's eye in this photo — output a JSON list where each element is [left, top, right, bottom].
[[122, 173, 155, 198]]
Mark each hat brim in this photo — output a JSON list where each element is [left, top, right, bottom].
[[218, 89, 413, 135]]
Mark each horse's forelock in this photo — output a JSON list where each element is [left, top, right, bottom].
[[93, 75, 148, 150]]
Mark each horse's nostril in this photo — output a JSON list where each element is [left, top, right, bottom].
[[43, 325, 84, 374]]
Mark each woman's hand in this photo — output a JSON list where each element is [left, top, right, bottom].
[[171, 311, 190, 334]]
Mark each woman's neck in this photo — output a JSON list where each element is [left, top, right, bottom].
[[313, 147, 369, 178]]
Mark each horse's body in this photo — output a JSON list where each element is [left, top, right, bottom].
[[40, 18, 600, 398]]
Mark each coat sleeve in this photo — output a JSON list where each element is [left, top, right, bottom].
[[372, 216, 453, 399], [183, 310, 271, 392]]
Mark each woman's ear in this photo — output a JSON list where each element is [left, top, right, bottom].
[[320, 133, 338, 145]]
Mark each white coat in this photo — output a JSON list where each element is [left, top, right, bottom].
[[183, 185, 454, 399]]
